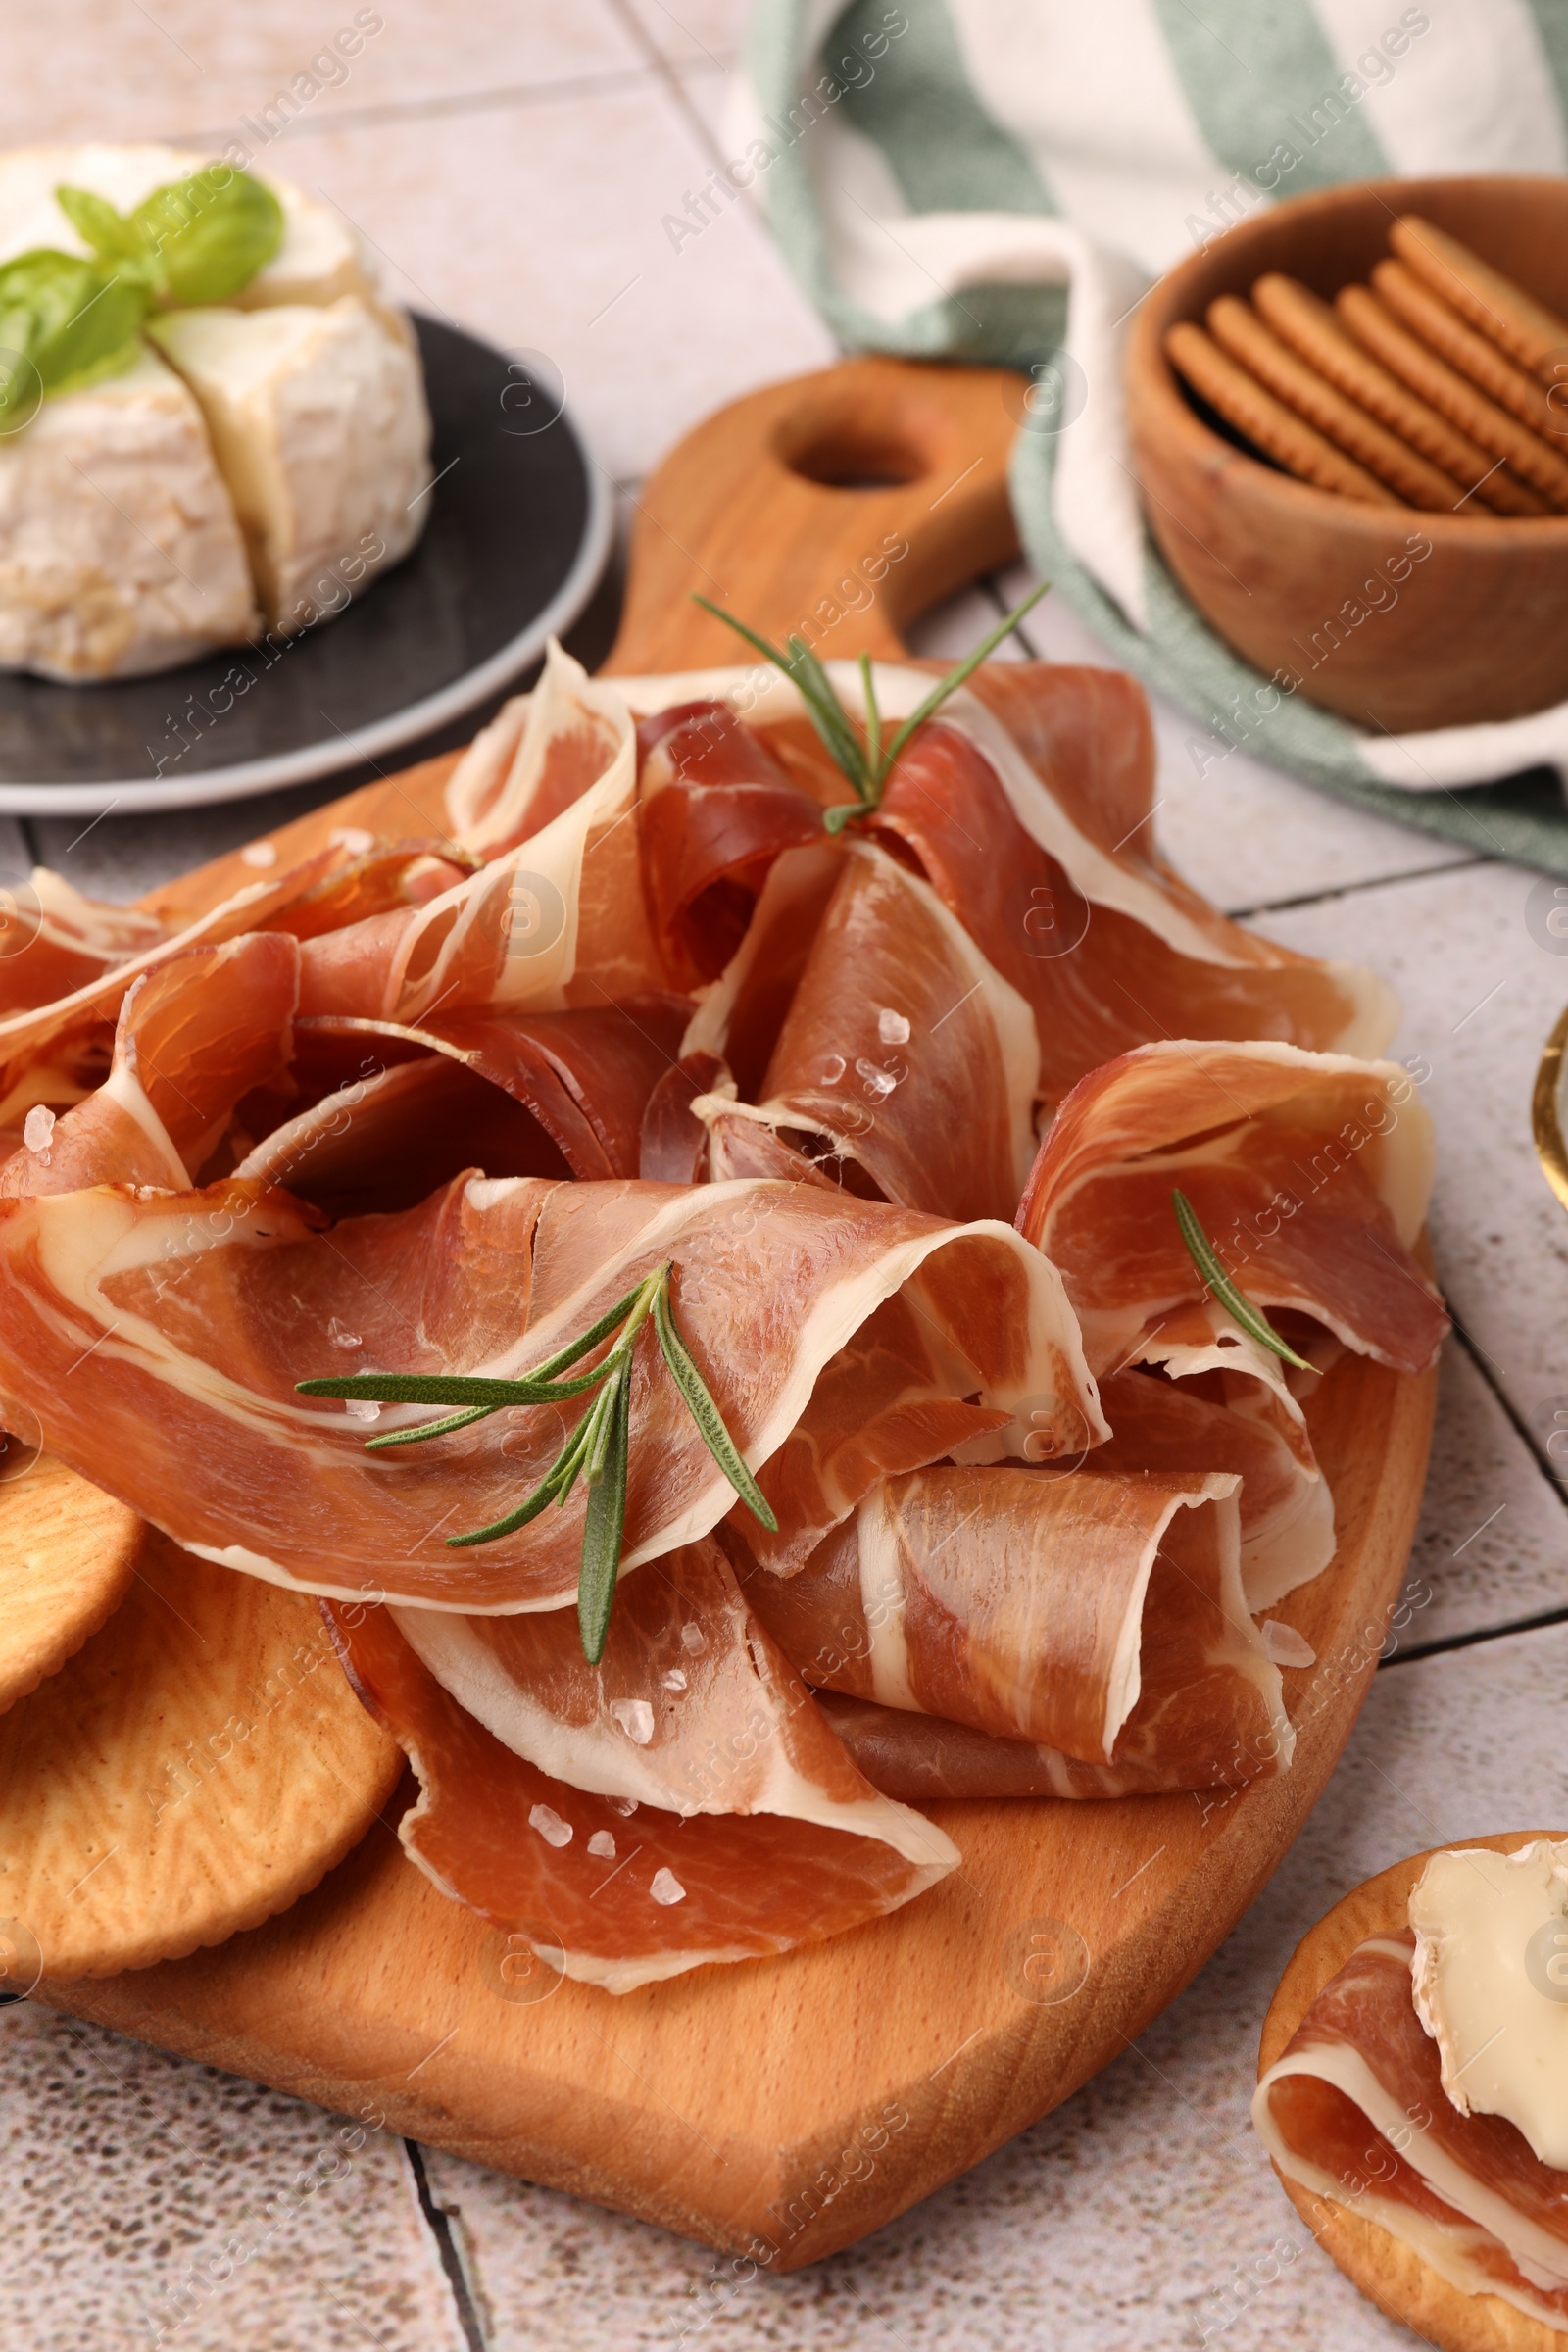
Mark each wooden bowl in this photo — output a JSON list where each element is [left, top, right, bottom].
[[1126, 175, 1568, 731]]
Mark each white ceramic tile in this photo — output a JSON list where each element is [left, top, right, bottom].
[[620, 0, 753, 72], [0, 0, 644, 151], [0, 2002, 466, 2350], [991, 560, 1478, 918], [1261, 861, 1568, 1447], [1400, 1340, 1568, 1650], [277, 87, 833, 487], [421, 1622, 1568, 2351]]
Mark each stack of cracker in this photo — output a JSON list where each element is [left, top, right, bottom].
[[1165, 216, 1568, 515]]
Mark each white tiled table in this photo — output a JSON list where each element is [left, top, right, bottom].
[[5, 8, 1567, 2347]]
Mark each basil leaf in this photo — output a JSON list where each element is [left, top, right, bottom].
[[129, 169, 283, 306], [54, 185, 161, 284], [0, 249, 144, 421]]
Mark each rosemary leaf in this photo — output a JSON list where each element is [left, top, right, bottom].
[[858, 652, 883, 778], [653, 1270, 778, 1530], [578, 1367, 631, 1664], [874, 581, 1051, 782], [1171, 1189, 1315, 1374], [365, 1402, 499, 1451], [445, 1411, 588, 1548], [691, 596, 867, 789]]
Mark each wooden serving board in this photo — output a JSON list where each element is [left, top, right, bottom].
[[30, 357, 1438, 2266]]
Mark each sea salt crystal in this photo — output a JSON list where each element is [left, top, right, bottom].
[[650, 1867, 686, 1906], [23, 1105, 54, 1154], [661, 1669, 688, 1692], [855, 1056, 896, 1099], [328, 1319, 363, 1349], [877, 1007, 910, 1045], [610, 1698, 655, 1745], [587, 1831, 616, 1859], [330, 826, 376, 856], [343, 1398, 381, 1423], [240, 840, 278, 869], [1260, 1620, 1316, 1669], [529, 1803, 571, 1848], [609, 1795, 639, 1816], [679, 1624, 707, 1655]]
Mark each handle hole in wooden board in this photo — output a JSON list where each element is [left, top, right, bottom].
[[779, 421, 927, 491]]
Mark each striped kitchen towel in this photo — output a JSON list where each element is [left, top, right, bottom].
[[730, 0, 1568, 872]]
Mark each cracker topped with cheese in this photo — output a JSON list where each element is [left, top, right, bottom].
[[0, 143, 431, 681]]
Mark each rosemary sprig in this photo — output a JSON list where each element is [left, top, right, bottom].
[[1171, 1189, 1315, 1374], [298, 1260, 777, 1662], [692, 580, 1050, 832]]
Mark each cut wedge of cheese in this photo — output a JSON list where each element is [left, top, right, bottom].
[[0, 342, 258, 680], [149, 296, 431, 634]]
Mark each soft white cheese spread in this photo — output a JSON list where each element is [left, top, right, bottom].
[[1409, 1838, 1568, 2169]]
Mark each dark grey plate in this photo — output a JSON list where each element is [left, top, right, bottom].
[[0, 317, 611, 816]]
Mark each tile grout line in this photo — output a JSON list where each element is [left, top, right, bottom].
[[161, 57, 724, 152], [1380, 1596, 1568, 1669], [602, 0, 734, 168], [1225, 852, 1494, 921], [1447, 1314, 1568, 1513], [403, 2140, 490, 2352]]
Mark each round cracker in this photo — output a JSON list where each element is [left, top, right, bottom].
[[1373, 258, 1562, 444], [1205, 292, 1467, 509], [0, 1451, 142, 1714], [0, 1531, 401, 1981], [1392, 214, 1568, 383], [1164, 319, 1400, 503], [1260, 1832, 1568, 2352], [1252, 273, 1547, 517], [1337, 285, 1568, 510]]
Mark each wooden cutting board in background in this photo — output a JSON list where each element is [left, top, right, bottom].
[[29, 358, 1436, 2266]]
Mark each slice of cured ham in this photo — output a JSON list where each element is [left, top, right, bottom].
[[1253, 1932, 1568, 2331], [3, 934, 299, 1197], [737, 1462, 1291, 1786], [635, 702, 823, 984], [1016, 1040, 1446, 1380], [328, 1566, 956, 1993], [0, 867, 166, 1019], [860, 714, 1391, 1106], [693, 841, 1039, 1225], [238, 998, 692, 1209], [0, 1173, 1102, 1611], [444, 637, 631, 859], [1094, 1369, 1334, 1614], [813, 1691, 1266, 1799], [0, 840, 461, 1130], [618, 656, 1394, 1045]]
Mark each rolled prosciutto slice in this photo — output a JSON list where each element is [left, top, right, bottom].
[[1095, 1369, 1333, 1614], [328, 1564, 956, 1993], [736, 1462, 1290, 1785], [237, 998, 693, 1209], [635, 702, 823, 984], [1253, 1933, 1568, 2332], [1016, 1040, 1447, 1380], [0, 1173, 1101, 1612], [693, 841, 1039, 1226]]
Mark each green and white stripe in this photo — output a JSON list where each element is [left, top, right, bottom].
[[737, 0, 1568, 870]]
